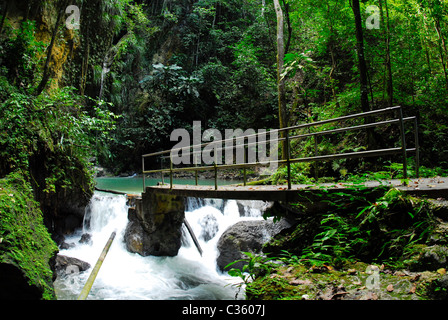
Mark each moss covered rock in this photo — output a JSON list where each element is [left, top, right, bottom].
[[0, 172, 58, 300]]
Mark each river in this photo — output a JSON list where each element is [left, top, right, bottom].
[[54, 177, 264, 300]]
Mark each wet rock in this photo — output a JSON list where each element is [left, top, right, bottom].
[[429, 199, 448, 221], [54, 255, 90, 277], [59, 241, 76, 250], [216, 218, 292, 271], [407, 245, 448, 271], [79, 233, 92, 245], [421, 246, 448, 269]]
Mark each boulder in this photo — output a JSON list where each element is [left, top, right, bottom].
[[419, 245, 448, 270], [54, 254, 90, 277], [406, 244, 448, 271], [217, 218, 292, 271], [79, 233, 92, 245], [429, 199, 448, 221]]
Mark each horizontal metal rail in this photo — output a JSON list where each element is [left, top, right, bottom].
[[144, 148, 415, 174], [142, 106, 420, 191], [153, 116, 416, 160], [143, 106, 402, 159]]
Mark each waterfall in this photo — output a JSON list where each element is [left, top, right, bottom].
[[54, 192, 266, 300], [98, 34, 130, 100]]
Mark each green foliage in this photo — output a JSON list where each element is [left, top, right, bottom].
[[226, 251, 276, 298], [0, 82, 117, 195], [266, 187, 435, 271], [0, 20, 45, 92], [226, 252, 276, 282], [270, 162, 315, 185], [0, 171, 59, 300]]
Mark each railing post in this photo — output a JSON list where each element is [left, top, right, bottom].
[[195, 153, 199, 186], [161, 157, 165, 185], [170, 154, 173, 190], [314, 134, 319, 180], [243, 145, 247, 186], [142, 156, 146, 190], [414, 117, 420, 178], [398, 107, 408, 181], [214, 149, 218, 191], [286, 129, 292, 190]]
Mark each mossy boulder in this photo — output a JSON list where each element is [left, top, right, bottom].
[[0, 172, 59, 300]]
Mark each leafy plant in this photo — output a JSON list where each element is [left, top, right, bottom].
[[225, 251, 276, 298]]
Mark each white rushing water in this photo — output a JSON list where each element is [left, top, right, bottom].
[[54, 193, 265, 300]]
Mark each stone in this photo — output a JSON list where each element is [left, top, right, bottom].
[[420, 245, 448, 270], [216, 218, 292, 271], [54, 254, 90, 277], [428, 199, 448, 221], [79, 233, 92, 245]]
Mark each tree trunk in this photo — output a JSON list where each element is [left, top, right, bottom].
[[379, 0, 394, 107], [351, 0, 370, 114], [0, 0, 10, 34], [281, 0, 292, 55], [273, 0, 288, 161], [351, 0, 377, 149], [36, 0, 68, 95]]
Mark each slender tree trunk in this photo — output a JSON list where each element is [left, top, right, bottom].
[[0, 0, 10, 34], [434, 18, 448, 87], [326, 2, 340, 109], [351, 0, 377, 149], [281, 0, 292, 55], [379, 0, 394, 107], [273, 0, 288, 160], [36, 0, 68, 95], [351, 0, 370, 114]]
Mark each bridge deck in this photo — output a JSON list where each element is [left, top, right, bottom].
[[146, 177, 448, 202]]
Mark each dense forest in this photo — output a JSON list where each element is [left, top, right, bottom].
[[1, 0, 448, 300], [1, 0, 448, 178]]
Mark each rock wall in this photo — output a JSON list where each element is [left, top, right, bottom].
[[124, 191, 185, 257]]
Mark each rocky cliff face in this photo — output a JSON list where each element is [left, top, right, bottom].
[[3, 0, 80, 90]]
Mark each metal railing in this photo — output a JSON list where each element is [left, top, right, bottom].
[[142, 106, 419, 191]]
